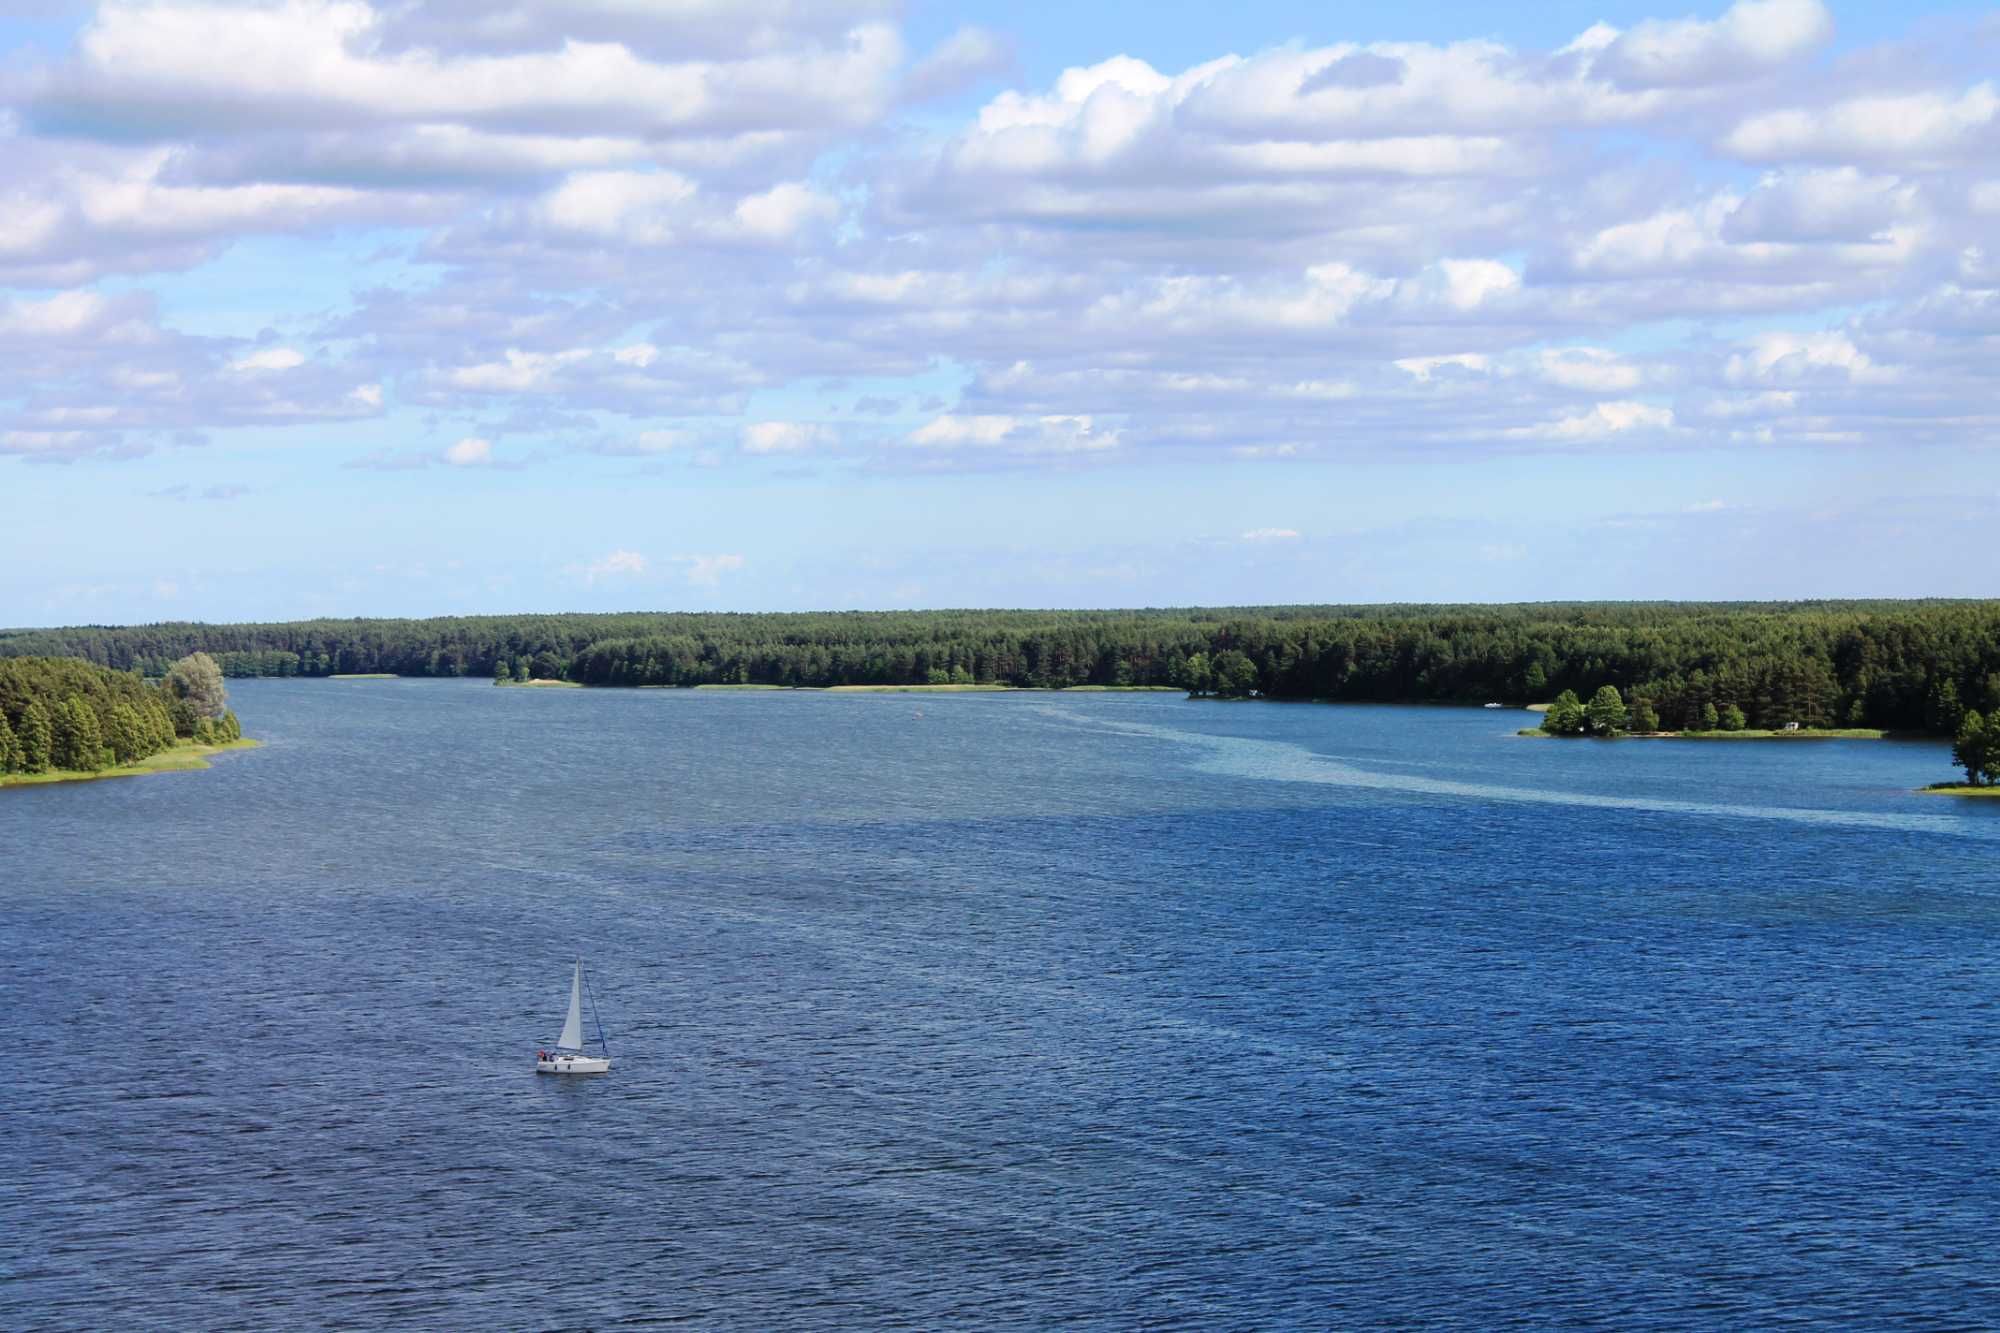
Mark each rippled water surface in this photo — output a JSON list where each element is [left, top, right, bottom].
[[6, 681, 1999, 1328]]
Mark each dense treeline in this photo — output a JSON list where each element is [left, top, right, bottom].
[[5, 602, 2000, 734], [0, 654, 241, 777], [0, 652, 242, 772]]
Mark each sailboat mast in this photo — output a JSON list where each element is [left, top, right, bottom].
[[582, 963, 609, 1056]]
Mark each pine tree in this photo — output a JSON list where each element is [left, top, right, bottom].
[[18, 701, 53, 773], [55, 696, 106, 771], [105, 702, 144, 764], [0, 713, 20, 774]]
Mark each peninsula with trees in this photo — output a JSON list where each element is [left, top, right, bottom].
[[0, 652, 250, 787]]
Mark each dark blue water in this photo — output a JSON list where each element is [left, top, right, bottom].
[[5, 681, 1999, 1329]]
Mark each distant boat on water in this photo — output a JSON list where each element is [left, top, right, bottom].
[[1484, 702, 1505, 708], [536, 961, 611, 1075]]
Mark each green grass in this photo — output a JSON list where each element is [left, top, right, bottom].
[[1, 738, 261, 789], [1519, 727, 1892, 740], [824, 683, 1016, 692], [330, 673, 398, 679], [1672, 728, 1890, 740], [1920, 783, 2000, 797], [494, 678, 584, 688]]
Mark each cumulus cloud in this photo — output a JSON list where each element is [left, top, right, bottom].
[[1595, 0, 1832, 88], [1504, 401, 1676, 442], [742, 421, 834, 454], [443, 436, 493, 465], [583, 549, 647, 583], [229, 346, 307, 372], [907, 414, 1119, 455], [0, 0, 1993, 478]]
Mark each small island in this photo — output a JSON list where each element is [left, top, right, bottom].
[[1523, 686, 1892, 740], [0, 652, 251, 788], [1922, 710, 1997, 794]]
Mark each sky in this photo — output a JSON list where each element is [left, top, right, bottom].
[[1, 0, 1996, 624]]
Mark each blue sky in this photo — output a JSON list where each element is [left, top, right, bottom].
[[2, 0, 1996, 623]]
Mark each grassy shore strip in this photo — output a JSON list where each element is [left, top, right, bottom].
[[1919, 784, 2000, 797], [691, 683, 788, 690], [825, 683, 1016, 692], [495, 678, 584, 688], [1518, 727, 1894, 739], [0, 738, 261, 789], [330, 673, 399, 679]]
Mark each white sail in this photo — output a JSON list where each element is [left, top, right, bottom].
[[557, 963, 586, 1051]]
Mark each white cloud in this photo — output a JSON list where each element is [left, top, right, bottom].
[[447, 348, 591, 392], [900, 26, 1012, 104], [0, 291, 112, 337], [1598, 0, 1831, 88], [1505, 401, 1675, 442], [682, 553, 745, 587], [443, 436, 493, 465], [732, 182, 839, 241], [583, 549, 648, 583], [1241, 527, 1301, 542], [1724, 83, 1999, 164], [228, 346, 306, 372], [742, 420, 833, 453], [1724, 331, 1891, 384], [3, 2, 1996, 478], [907, 414, 1119, 454], [1396, 353, 1491, 381], [1538, 347, 1642, 393], [1433, 258, 1520, 311]]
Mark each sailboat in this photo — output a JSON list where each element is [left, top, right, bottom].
[[535, 960, 612, 1074]]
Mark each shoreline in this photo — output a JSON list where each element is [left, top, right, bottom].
[[1919, 784, 2000, 797], [1518, 727, 1900, 741], [0, 738, 262, 789]]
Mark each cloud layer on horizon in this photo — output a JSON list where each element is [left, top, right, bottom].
[[1, 0, 1996, 469]]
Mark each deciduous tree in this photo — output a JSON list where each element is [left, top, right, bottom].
[[1953, 711, 1992, 786], [1542, 689, 1587, 735], [1586, 685, 1628, 735], [165, 652, 228, 719]]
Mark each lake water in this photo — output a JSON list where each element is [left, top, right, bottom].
[[5, 681, 1999, 1328]]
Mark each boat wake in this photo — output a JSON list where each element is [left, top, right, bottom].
[[1035, 706, 1987, 840]]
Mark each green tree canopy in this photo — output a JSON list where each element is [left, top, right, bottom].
[[1542, 689, 1587, 735], [1953, 710, 1993, 786], [1586, 685, 1628, 735], [17, 700, 53, 773], [164, 651, 228, 719]]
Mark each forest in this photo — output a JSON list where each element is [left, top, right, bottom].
[[4, 602, 1999, 735], [0, 653, 242, 778]]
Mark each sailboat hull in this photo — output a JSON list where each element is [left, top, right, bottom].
[[536, 1054, 611, 1075]]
